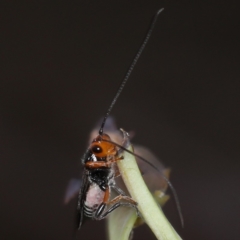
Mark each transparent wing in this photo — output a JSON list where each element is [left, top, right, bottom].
[[77, 169, 90, 229], [64, 178, 81, 204]]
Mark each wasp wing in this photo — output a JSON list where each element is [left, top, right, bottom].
[[64, 178, 81, 204], [77, 169, 90, 229]]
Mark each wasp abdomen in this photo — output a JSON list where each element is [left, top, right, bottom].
[[84, 184, 105, 218]]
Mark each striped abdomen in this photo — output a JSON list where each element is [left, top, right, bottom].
[[84, 183, 105, 218]]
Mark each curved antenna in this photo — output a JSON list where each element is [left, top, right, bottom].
[[99, 8, 164, 135], [102, 138, 184, 228]]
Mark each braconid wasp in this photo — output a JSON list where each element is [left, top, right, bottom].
[[66, 8, 183, 234]]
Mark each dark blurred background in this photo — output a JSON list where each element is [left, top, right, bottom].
[[1, 1, 240, 240]]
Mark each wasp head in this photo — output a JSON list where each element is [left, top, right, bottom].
[[88, 133, 117, 160]]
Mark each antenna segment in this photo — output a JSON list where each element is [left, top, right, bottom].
[[99, 8, 164, 135]]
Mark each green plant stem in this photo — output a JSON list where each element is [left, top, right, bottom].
[[115, 145, 182, 240]]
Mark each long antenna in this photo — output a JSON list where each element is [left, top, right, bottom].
[[99, 8, 164, 135]]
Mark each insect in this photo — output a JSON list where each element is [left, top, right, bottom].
[[75, 8, 183, 230], [77, 129, 139, 227]]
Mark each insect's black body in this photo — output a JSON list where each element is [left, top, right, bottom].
[[77, 133, 138, 229], [78, 158, 110, 224], [88, 168, 112, 191], [80, 167, 112, 219]]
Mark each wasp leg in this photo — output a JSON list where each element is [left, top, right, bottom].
[[98, 195, 140, 220], [109, 156, 124, 163], [94, 186, 110, 219], [108, 195, 138, 206], [95, 195, 139, 220], [101, 202, 139, 219], [112, 164, 121, 178], [110, 183, 127, 196]]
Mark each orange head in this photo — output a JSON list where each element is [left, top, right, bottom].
[[90, 134, 117, 159]]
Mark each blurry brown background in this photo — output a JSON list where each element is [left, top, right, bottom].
[[1, 1, 240, 240]]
